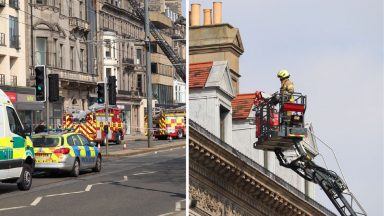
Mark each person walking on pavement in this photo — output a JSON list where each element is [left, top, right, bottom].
[[35, 120, 47, 134]]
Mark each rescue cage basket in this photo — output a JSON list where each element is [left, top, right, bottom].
[[255, 92, 307, 142]]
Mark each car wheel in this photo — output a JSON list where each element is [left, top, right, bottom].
[[92, 155, 102, 172], [17, 164, 32, 191], [70, 159, 80, 177], [177, 130, 183, 139]]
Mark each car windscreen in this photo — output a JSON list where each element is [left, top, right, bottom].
[[32, 137, 61, 147]]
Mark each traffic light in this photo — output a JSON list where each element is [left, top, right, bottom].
[[48, 74, 59, 102], [35, 65, 46, 102], [97, 82, 105, 104], [108, 76, 117, 105]]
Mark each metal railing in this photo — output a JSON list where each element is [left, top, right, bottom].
[[55, 69, 97, 84], [189, 119, 337, 216], [0, 33, 5, 46], [69, 17, 89, 31], [0, 74, 5, 85]]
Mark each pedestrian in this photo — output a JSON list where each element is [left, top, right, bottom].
[[34, 120, 47, 134]]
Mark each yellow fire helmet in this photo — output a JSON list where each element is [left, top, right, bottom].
[[277, 69, 290, 79]]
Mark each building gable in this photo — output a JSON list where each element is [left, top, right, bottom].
[[205, 61, 234, 97]]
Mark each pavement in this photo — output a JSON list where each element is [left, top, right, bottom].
[[99, 134, 186, 158]]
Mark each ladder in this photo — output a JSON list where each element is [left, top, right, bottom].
[[127, 0, 186, 82]]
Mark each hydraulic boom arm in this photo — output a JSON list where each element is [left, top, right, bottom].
[[275, 145, 367, 216]]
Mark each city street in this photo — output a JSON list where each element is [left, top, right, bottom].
[[0, 147, 186, 216]]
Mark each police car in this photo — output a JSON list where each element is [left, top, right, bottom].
[[0, 89, 35, 190], [31, 132, 102, 177]]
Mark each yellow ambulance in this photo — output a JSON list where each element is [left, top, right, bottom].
[[0, 89, 35, 190]]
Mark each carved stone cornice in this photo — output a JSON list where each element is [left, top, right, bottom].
[[189, 121, 336, 216]]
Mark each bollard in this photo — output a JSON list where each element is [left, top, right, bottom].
[[123, 143, 127, 150], [169, 136, 172, 142]]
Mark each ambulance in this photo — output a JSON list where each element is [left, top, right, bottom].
[[0, 89, 35, 190]]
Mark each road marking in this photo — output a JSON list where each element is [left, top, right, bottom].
[[0, 206, 27, 211], [133, 171, 157, 176], [45, 191, 85, 197], [158, 212, 177, 216], [85, 185, 93, 192], [30, 197, 42, 206]]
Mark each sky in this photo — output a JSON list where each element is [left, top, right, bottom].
[[189, 0, 383, 215]]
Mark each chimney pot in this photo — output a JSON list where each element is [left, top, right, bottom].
[[213, 1, 222, 24], [191, 4, 201, 26], [203, 9, 212, 25]]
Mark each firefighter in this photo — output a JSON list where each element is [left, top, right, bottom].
[[277, 69, 295, 103], [277, 69, 295, 124]]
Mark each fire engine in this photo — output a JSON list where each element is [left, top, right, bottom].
[[146, 108, 186, 139], [62, 104, 124, 145]]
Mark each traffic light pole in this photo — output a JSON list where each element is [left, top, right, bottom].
[[145, 0, 153, 148], [104, 76, 109, 156], [46, 70, 49, 134]]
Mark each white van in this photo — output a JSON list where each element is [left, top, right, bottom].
[[0, 89, 35, 190]]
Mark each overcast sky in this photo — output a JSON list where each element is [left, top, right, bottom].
[[189, 0, 383, 215]]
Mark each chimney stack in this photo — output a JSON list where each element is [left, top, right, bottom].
[[190, 3, 201, 26], [213, 1, 222, 24], [203, 9, 212, 25]]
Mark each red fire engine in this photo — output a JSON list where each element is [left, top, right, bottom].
[[63, 105, 124, 144]]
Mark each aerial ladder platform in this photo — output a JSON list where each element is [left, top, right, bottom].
[[253, 91, 367, 216], [127, 0, 186, 82]]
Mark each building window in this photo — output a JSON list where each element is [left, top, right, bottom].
[[9, 16, 19, 49], [220, 105, 230, 141], [68, 0, 72, 17], [36, 37, 47, 65], [105, 40, 111, 58], [59, 44, 63, 68], [136, 49, 142, 65], [52, 39, 57, 67], [80, 49, 84, 72], [137, 74, 142, 93], [70, 46, 74, 70], [9, 0, 19, 9], [11, 76, 17, 87], [105, 68, 112, 80], [36, 0, 46, 4], [80, 2, 83, 20]]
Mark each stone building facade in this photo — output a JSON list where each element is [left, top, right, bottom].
[[95, 0, 146, 135], [24, 0, 96, 127], [0, 0, 45, 128]]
